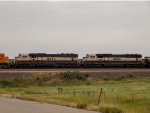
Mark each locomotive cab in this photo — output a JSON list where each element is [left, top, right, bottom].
[[0, 53, 9, 63], [15, 54, 31, 61], [15, 54, 33, 68]]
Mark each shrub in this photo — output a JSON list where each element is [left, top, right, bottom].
[[128, 73, 134, 78], [0, 78, 34, 87], [86, 81, 91, 85], [0, 79, 12, 87], [103, 77, 110, 81], [0, 73, 52, 87], [33, 73, 52, 85], [33, 73, 51, 81], [0, 72, 89, 87], [77, 103, 87, 109], [114, 76, 125, 81], [99, 105, 124, 113], [84, 73, 89, 78], [60, 71, 88, 80], [25, 90, 48, 94], [12, 78, 33, 87]]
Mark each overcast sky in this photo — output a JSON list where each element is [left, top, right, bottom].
[[0, 1, 150, 58]]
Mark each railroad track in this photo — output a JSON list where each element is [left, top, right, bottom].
[[0, 68, 150, 73]]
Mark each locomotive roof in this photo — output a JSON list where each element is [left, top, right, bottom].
[[96, 54, 142, 58], [29, 53, 78, 57]]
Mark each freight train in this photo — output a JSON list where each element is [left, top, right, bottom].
[[0, 52, 150, 68]]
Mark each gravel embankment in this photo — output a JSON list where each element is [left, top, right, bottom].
[[0, 68, 150, 79]]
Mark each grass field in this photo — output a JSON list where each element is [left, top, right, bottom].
[[0, 72, 150, 113]]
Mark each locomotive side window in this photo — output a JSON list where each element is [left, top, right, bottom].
[[90, 56, 95, 58], [22, 56, 27, 59]]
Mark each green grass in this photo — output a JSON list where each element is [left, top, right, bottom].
[[0, 72, 150, 113]]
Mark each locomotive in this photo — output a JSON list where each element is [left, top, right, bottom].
[[15, 53, 78, 68], [0, 53, 9, 68], [143, 57, 150, 67], [0, 52, 150, 68], [82, 54, 143, 68]]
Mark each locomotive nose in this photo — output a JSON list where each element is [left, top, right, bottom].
[[0, 53, 9, 68]]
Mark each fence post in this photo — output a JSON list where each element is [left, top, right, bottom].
[[82, 90, 84, 96], [61, 87, 63, 94], [103, 91, 105, 98], [73, 89, 76, 97], [92, 91, 95, 97], [117, 93, 119, 101], [116, 88, 118, 101], [87, 91, 90, 97], [97, 88, 103, 105], [58, 87, 60, 94], [131, 93, 134, 102]]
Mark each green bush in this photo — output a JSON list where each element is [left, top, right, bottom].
[[103, 77, 110, 81], [114, 76, 125, 81], [0, 78, 34, 87], [128, 73, 134, 78], [25, 90, 48, 94], [86, 81, 91, 85], [0, 73, 52, 87], [33, 73, 52, 85], [0, 79, 12, 87], [33, 73, 51, 82], [77, 103, 87, 109], [0, 72, 89, 87], [60, 71, 88, 80], [12, 78, 33, 87], [99, 106, 124, 113]]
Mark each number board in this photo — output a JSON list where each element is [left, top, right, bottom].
[[113, 57, 121, 61]]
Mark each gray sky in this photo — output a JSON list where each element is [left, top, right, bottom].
[[0, 1, 150, 58]]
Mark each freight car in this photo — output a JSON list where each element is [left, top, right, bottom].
[[0, 53, 9, 68], [82, 54, 143, 68], [15, 53, 78, 68]]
